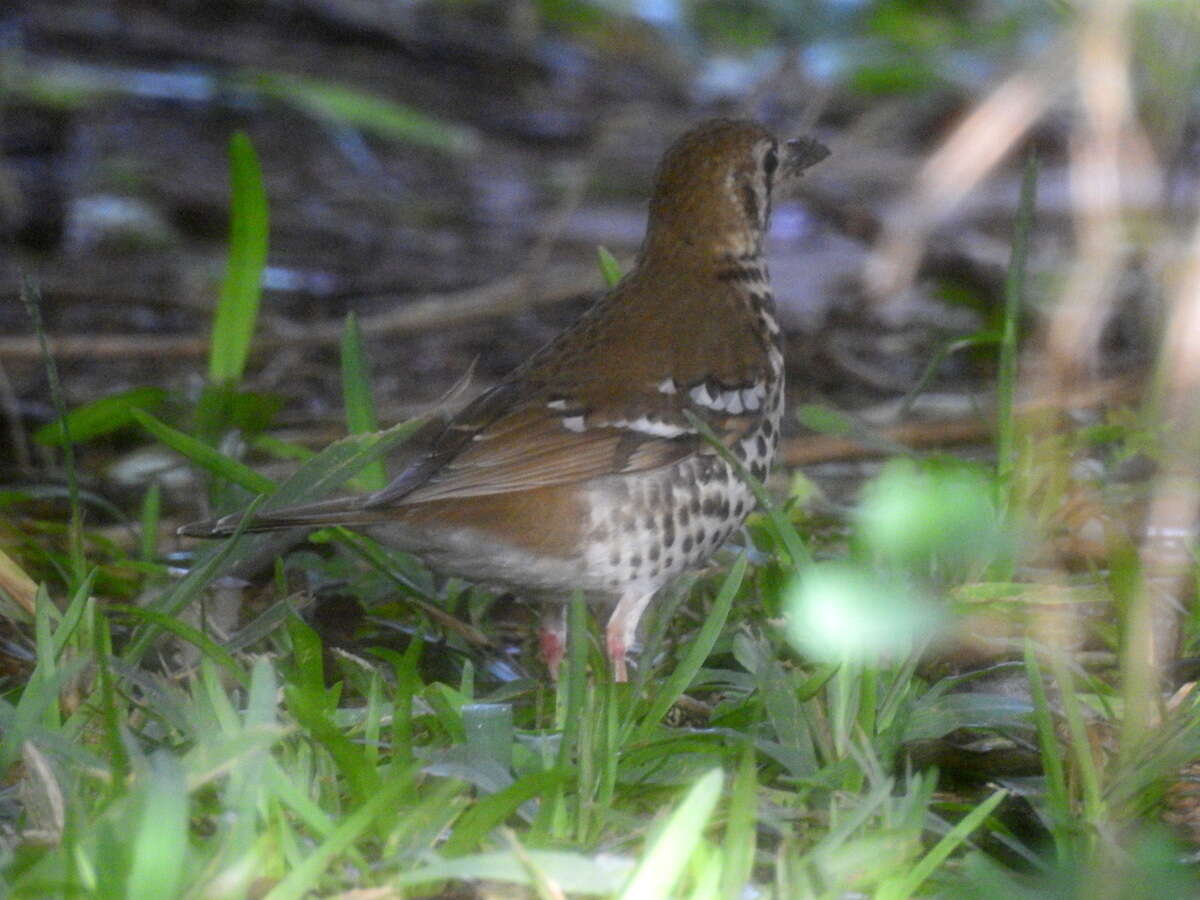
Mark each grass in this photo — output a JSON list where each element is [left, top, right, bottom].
[[5, 131, 1200, 899]]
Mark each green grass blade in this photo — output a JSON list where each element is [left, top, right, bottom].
[[397, 848, 634, 894], [138, 483, 161, 562], [262, 765, 420, 900], [543, 592, 587, 839], [125, 754, 189, 900], [721, 744, 758, 899], [995, 153, 1038, 500], [20, 277, 86, 589], [131, 408, 276, 495], [208, 131, 268, 385], [108, 604, 250, 687], [93, 611, 130, 797], [340, 313, 387, 490], [444, 769, 572, 857], [897, 333, 999, 419], [1049, 648, 1105, 839], [1025, 639, 1071, 857], [619, 768, 724, 900], [631, 554, 746, 742], [882, 787, 1008, 900], [597, 246, 623, 287], [264, 416, 426, 511], [122, 494, 267, 665], [284, 618, 381, 805]]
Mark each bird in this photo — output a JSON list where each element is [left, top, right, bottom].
[[182, 118, 829, 681]]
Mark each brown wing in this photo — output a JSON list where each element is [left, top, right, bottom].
[[392, 410, 696, 504], [365, 379, 764, 507], [367, 264, 773, 508]]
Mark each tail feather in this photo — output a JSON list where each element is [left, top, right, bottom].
[[178, 496, 386, 538]]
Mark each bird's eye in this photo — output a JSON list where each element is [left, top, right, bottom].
[[763, 147, 778, 180]]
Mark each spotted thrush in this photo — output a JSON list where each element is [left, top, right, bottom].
[[183, 119, 828, 681]]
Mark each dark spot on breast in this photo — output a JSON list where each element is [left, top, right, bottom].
[[649, 544, 660, 561], [696, 527, 707, 545], [630, 555, 641, 570], [662, 513, 675, 547], [690, 495, 701, 514], [644, 514, 656, 530], [682, 536, 693, 554], [762, 418, 774, 438], [716, 265, 761, 283], [702, 497, 719, 516], [757, 434, 768, 458], [678, 505, 690, 527]]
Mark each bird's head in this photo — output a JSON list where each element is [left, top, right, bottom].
[[644, 118, 828, 261]]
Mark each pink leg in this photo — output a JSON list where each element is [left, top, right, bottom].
[[538, 607, 566, 680], [605, 590, 656, 683]]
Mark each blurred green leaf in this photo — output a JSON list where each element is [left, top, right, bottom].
[[398, 848, 634, 893], [33, 387, 168, 447], [796, 403, 856, 437], [535, 0, 605, 30], [850, 59, 940, 96], [856, 457, 1008, 576], [620, 768, 723, 899], [785, 562, 942, 664], [126, 755, 189, 900], [691, 1, 778, 50], [903, 690, 1032, 743], [249, 72, 477, 154]]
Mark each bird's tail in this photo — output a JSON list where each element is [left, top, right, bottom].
[[178, 496, 390, 538]]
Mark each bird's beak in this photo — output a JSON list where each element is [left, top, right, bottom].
[[782, 136, 830, 181]]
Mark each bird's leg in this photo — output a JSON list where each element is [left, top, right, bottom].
[[538, 606, 567, 680], [605, 590, 657, 683]]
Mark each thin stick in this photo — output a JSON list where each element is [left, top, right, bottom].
[[0, 263, 600, 360]]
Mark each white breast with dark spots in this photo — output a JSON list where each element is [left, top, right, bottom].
[[581, 335, 784, 603]]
